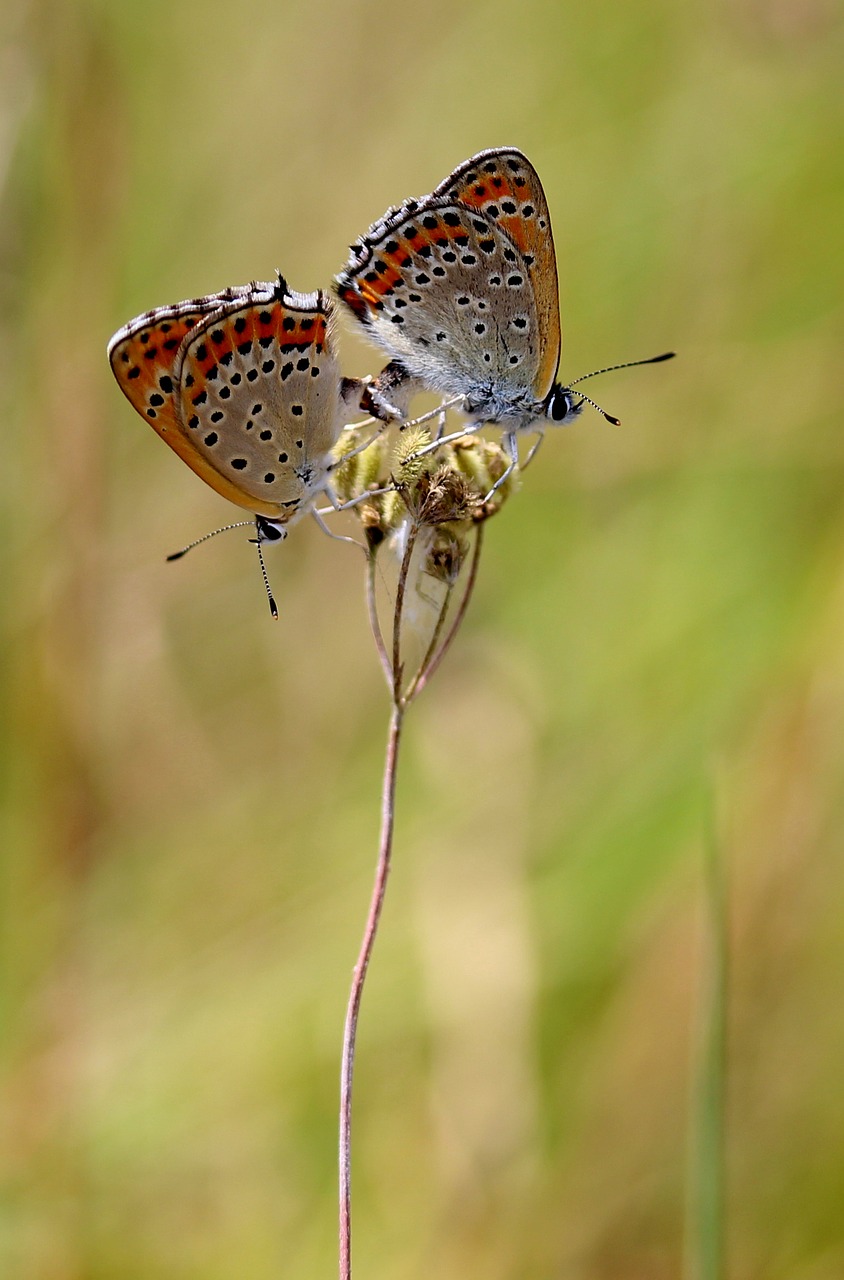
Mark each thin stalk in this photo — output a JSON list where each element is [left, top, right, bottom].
[[411, 524, 483, 700], [391, 522, 419, 703], [339, 702, 403, 1280], [338, 513, 483, 1280], [402, 580, 454, 706], [366, 552, 391, 687]]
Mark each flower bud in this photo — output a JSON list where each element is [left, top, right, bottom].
[[447, 435, 518, 520], [330, 425, 389, 504]]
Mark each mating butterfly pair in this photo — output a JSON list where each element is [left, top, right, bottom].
[[108, 147, 673, 606]]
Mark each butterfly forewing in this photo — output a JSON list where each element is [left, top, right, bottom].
[[337, 198, 542, 405], [173, 285, 344, 517], [433, 147, 561, 398]]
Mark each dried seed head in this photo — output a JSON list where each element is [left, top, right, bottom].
[[398, 464, 480, 526], [332, 410, 517, 563], [424, 527, 470, 585]]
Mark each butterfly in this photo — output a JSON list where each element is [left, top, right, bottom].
[[335, 147, 673, 491], [108, 276, 373, 614]]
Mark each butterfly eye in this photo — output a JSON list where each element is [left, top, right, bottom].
[[546, 386, 572, 423], [255, 516, 287, 543]]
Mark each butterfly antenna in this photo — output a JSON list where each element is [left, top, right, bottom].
[[166, 521, 255, 560], [569, 351, 676, 387], [255, 536, 279, 620], [574, 391, 622, 426], [568, 352, 675, 428]]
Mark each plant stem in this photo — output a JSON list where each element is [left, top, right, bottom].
[[338, 702, 403, 1280], [338, 518, 483, 1279], [366, 551, 392, 687], [411, 524, 483, 700], [402, 581, 453, 705], [391, 523, 419, 703]]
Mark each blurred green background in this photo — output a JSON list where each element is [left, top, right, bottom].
[[1, 1, 842, 1276]]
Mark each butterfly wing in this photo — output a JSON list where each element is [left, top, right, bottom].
[[336, 198, 542, 409], [433, 148, 561, 400], [109, 283, 346, 520], [173, 283, 344, 519], [108, 285, 288, 516]]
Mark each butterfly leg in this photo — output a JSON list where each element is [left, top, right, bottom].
[[317, 477, 394, 518], [400, 423, 476, 465], [482, 431, 519, 502], [330, 426, 387, 470], [310, 506, 366, 550], [365, 384, 405, 423], [521, 430, 545, 471], [400, 397, 467, 436], [366, 360, 423, 424], [322, 485, 394, 515], [340, 375, 403, 424]]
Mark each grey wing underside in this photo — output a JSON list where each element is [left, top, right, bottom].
[[340, 198, 542, 406]]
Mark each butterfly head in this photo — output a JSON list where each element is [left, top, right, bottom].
[[544, 384, 584, 427], [255, 515, 288, 545]]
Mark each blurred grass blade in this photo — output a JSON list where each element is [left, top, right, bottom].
[[686, 785, 728, 1280]]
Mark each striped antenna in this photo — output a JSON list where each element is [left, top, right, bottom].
[[166, 520, 255, 560]]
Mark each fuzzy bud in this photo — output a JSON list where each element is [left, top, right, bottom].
[[447, 435, 518, 520], [330, 426, 390, 504], [394, 427, 433, 486]]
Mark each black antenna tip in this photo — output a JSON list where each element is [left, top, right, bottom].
[[606, 413, 622, 426], [166, 549, 188, 561], [269, 596, 279, 620], [652, 351, 676, 362]]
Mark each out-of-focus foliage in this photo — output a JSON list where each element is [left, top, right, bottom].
[[1, 1, 842, 1277]]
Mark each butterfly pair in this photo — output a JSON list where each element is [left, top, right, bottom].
[[109, 147, 673, 613]]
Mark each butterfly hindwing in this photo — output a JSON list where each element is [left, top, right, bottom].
[[108, 285, 290, 516], [109, 282, 346, 520], [173, 284, 344, 516], [108, 288, 247, 435]]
